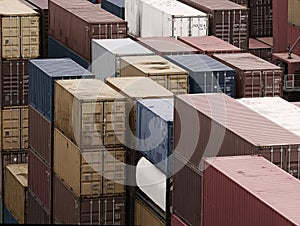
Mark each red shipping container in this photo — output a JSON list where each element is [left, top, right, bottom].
[[273, 0, 288, 53], [202, 155, 300, 226], [287, 23, 300, 56], [248, 38, 272, 62], [171, 214, 188, 226]]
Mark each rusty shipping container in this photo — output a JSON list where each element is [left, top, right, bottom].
[[28, 105, 52, 166], [28, 149, 51, 212], [53, 174, 126, 225], [120, 55, 189, 94], [27, 188, 51, 224], [178, 35, 242, 55], [177, 0, 249, 50], [212, 52, 282, 97], [273, 0, 288, 53], [137, 37, 200, 56], [0, 60, 28, 106], [49, 0, 127, 62], [4, 164, 27, 224], [202, 156, 300, 226], [54, 128, 126, 197], [248, 38, 272, 62], [173, 93, 300, 225], [54, 79, 126, 148]]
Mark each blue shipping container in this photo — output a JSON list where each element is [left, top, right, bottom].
[[136, 98, 173, 176], [3, 206, 18, 224], [101, 0, 125, 19], [48, 36, 90, 69], [165, 54, 236, 97], [29, 58, 95, 122]]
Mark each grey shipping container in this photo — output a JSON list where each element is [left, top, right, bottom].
[[28, 58, 94, 122], [136, 98, 173, 175], [91, 38, 154, 79], [101, 0, 124, 19], [48, 36, 90, 69], [177, 0, 249, 50], [3, 205, 18, 224], [53, 174, 126, 225], [165, 54, 236, 97]]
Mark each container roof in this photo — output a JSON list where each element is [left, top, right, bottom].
[[256, 37, 273, 47], [293, 102, 300, 108], [204, 155, 300, 225], [185, 0, 247, 10], [25, 0, 48, 9], [249, 38, 272, 50], [6, 164, 28, 187], [0, 0, 38, 15], [104, 0, 124, 7], [177, 93, 300, 146]]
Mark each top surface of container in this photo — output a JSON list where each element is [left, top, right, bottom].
[[166, 54, 235, 72], [137, 98, 173, 122], [56, 79, 125, 101], [18, 0, 38, 10], [140, 0, 207, 16], [272, 52, 300, 63], [121, 55, 188, 75], [256, 37, 273, 47], [0, 0, 38, 15], [93, 38, 153, 55], [177, 93, 300, 146], [6, 164, 28, 187], [104, 0, 124, 7], [185, 0, 247, 10], [25, 0, 48, 9], [293, 102, 300, 108], [105, 77, 174, 99], [30, 58, 93, 77], [178, 36, 241, 52], [204, 155, 300, 225], [238, 97, 300, 137], [137, 37, 199, 54], [213, 53, 281, 71], [248, 38, 272, 50]]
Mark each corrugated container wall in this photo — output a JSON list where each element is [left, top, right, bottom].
[[248, 38, 272, 62], [178, 36, 242, 55], [202, 156, 300, 226], [212, 53, 282, 97], [91, 38, 154, 79], [4, 164, 27, 224], [287, 23, 300, 56], [273, 0, 288, 53], [120, 55, 189, 94], [28, 58, 95, 122], [137, 37, 200, 56], [177, 0, 249, 50], [229, 0, 249, 7], [165, 54, 236, 97], [101, 0, 124, 19], [171, 214, 188, 226], [48, 0, 127, 62]]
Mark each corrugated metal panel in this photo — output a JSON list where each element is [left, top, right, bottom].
[[28, 58, 94, 122], [137, 37, 200, 55], [248, 38, 272, 62], [101, 0, 124, 19], [229, 0, 249, 7], [171, 214, 188, 226], [165, 54, 236, 97], [287, 24, 300, 56], [91, 38, 154, 79], [136, 98, 173, 174], [256, 37, 273, 47], [273, 0, 288, 53], [202, 156, 300, 226]]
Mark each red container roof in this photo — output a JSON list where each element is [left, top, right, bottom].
[[249, 38, 272, 50]]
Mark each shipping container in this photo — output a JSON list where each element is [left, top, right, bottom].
[[293, 102, 300, 108], [101, 0, 124, 19], [165, 54, 236, 97], [136, 99, 173, 175], [0, 0, 39, 59], [91, 38, 154, 79], [177, 0, 249, 50], [4, 164, 27, 224], [49, 0, 127, 62], [256, 37, 273, 47], [28, 58, 94, 122], [28, 149, 51, 211], [0, 106, 28, 150], [212, 53, 283, 97], [288, 0, 300, 27], [202, 156, 300, 226], [125, 0, 208, 38], [287, 23, 300, 57], [54, 128, 126, 197], [120, 55, 189, 94], [54, 79, 126, 148], [171, 214, 188, 226], [0, 60, 28, 106], [0, 196, 2, 223], [3, 205, 18, 224], [273, 0, 288, 53], [53, 174, 126, 225], [178, 36, 242, 55], [27, 188, 51, 224], [229, 0, 249, 7], [248, 38, 272, 62], [137, 37, 200, 56]]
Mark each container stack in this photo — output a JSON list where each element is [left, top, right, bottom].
[[27, 59, 94, 223], [0, 0, 40, 222], [248, 38, 273, 62], [101, 0, 125, 20], [53, 79, 127, 224]]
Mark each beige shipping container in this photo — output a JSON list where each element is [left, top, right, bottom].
[[0, 106, 28, 150], [54, 79, 126, 148], [120, 55, 189, 95], [4, 163, 28, 224], [0, 0, 39, 59], [54, 128, 126, 197]]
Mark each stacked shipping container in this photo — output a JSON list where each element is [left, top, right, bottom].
[[248, 38, 273, 62]]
